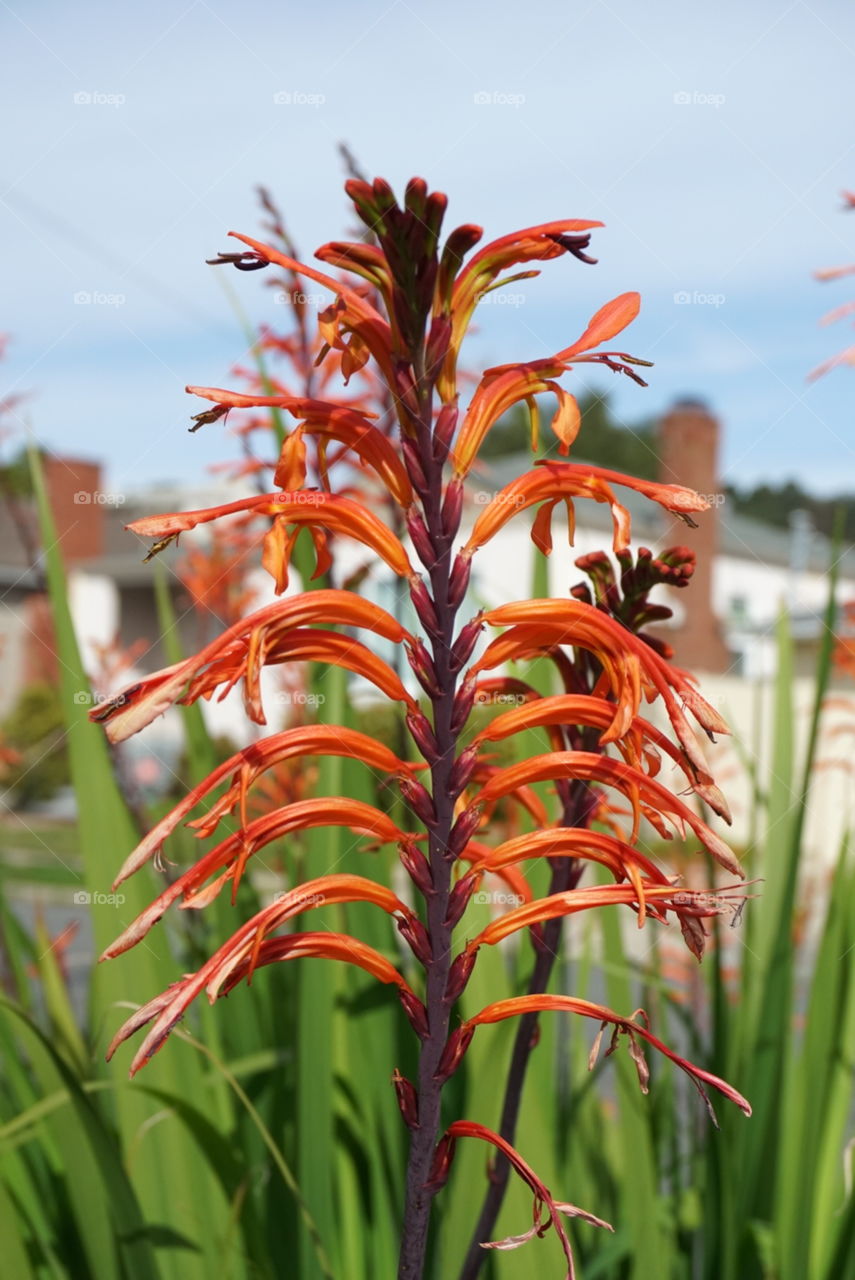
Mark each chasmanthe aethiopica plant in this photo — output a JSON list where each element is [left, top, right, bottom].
[[91, 177, 750, 1279]]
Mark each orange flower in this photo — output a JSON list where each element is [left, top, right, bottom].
[[463, 995, 752, 1122], [127, 491, 415, 582], [103, 797, 406, 958], [462, 462, 709, 554], [186, 385, 413, 506], [441, 1119, 612, 1279], [92, 590, 416, 742], [474, 751, 741, 874], [108, 725, 418, 888], [107, 873, 414, 1075]]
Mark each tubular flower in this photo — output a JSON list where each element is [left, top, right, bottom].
[[186, 385, 413, 506], [127, 491, 415, 582], [439, 1120, 612, 1280], [461, 461, 710, 556], [90, 175, 748, 1278], [463, 996, 752, 1123], [107, 874, 417, 1075], [93, 590, 415, 742]]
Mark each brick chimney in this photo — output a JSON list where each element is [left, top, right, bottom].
[[42, 454, 105, 565], [657, 400, 730, 673]]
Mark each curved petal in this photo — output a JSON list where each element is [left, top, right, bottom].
[[464, 995, 751, 1121], [103, 798, 406, 958], [476, 751, 741, 874], [109, 726, 417, 887]]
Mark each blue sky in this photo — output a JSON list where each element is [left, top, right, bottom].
[[2, 0, 855, 494]]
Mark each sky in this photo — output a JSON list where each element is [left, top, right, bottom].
[[1, 0, 855, 497]]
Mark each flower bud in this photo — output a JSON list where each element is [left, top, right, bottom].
[[405, 638, 442, 698], [441, 478, 464, 541], [392, 1070, 420, 1130], [425, 1133, 456, 1193], [434, 1025, 475, 1082], [448, 744, 479, 797], [444, 948, 478, 1003], [405, 710, 440, 763], [433, 401, 459, 463], [399, 840, 434, 897], [449, 617, 483, 673], [398, 915, 432, 967], [448, 804, 482, 857], [425, 314, 452, 381], [447, 553, 471, 608], [399, 988, 429, 1039], [450, 680, 476, 734], [410, 578, 441, 636], [444, 869, 479, 928], [406, 508, 437, 569], [401, 439, 429, 495], [398, 777, 437, 826]]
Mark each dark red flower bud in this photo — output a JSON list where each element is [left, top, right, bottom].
[[406, 710, 440, 763], [450, 680, 476, 734], [448, 805, 482, 857], [392, 1070, 420, 1130], [405, 638, 442, 698], [410, 578, 441, 636], [425, 1133, 456, 1193], [448, 744, 479, 797], [441, 477, 464, 541], [399, 988, 429, 1039], [444, 948, 478, 1003], [399, 840, 434, 897], [425, 314, 453, 380], [433, 401, 459, 463], [398, 777, 437, 826], [450, 616, 483, 673], [401, 438, 429, 495], [406, 509, 437, 569], [444, 869, 479, 928], [434, 1025, 475, 1082], [393, 364, 421, 424], [447, 553, 471, 608], [398, 915, 432, 966]]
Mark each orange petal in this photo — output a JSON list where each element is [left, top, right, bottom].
[[557, 292, 641, 360]]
